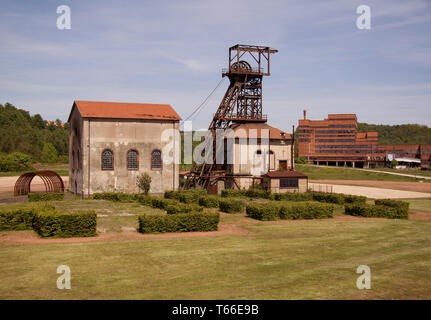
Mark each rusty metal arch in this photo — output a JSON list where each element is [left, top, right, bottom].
[[14, 170, 65, 196]]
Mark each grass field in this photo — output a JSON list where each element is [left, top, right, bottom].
[[295, 164, 430, 182], [1, 198, 430, 299], [373, 167, 431, 178]]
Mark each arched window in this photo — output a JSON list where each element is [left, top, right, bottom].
[[127, 149, 139, 170], [101, 149, 114, 170], [151, 150, 162, 170]]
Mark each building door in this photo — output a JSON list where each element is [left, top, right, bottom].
[[279, 160, 288, 171]]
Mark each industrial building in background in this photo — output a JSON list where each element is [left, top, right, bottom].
[[298, 111, 431, 169], [184, 45, 307, 193]]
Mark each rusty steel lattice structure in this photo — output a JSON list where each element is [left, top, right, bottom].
[[14, 170, 65, 196], [184, 44, 278, 190]]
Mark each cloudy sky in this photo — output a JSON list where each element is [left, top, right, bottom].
[[1, 0, 430, 129]]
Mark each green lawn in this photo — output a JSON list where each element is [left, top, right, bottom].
[[295, 164, 430, 182], [406, 199, 431, 212], [373, 167, 431, 178], [1, 199, 430, 299]]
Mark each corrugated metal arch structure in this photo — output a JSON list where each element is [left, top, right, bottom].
[[14, 171, 65, 196]]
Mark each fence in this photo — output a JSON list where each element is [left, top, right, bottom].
[[308, 183, 333, 193]]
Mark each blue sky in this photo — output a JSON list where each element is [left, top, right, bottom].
[[1, 0, 430, 129]]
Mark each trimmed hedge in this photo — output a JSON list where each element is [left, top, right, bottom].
[[166, 203, 203, 214], [164, 190, 208, 204], [246, 201, 334, 221], [28, 192, 64, 202], [198, 196, 220, 208], [220, 188, 271, 199], [345, 202, 408, 219], [219, 199, 244, 213], [273, 193, 313, 201], [33, 209, 97, 238], [138, 212, 219, 233], [375, 199, 409, 210], [0, 207, 37, 231]]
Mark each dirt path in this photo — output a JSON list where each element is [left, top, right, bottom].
[[311, 180, 431, 193]]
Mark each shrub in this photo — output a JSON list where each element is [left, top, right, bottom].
[[166, 203, 203, 214], [198, 196, 220, 208], [345, 202, 408, 219], [219, 199, 244, 213], [243, 188, 272, 199], [136, 173, 152, 195], [279, 202, 334, 220], [0, 152, 34, 172], [273, 192, 313, 201], [138, 212, 219, 233], [41, 142, 58, 163], [150, 197, 179, 210], [33, 209, 97, 238], [221, 189, 242, 198], [375, 199, 409, 210], [0, 207, 36, 231], [246, 203, 280, 221], [28, 192, 64, 202], [246, 201, 334, 221], [92, 192, 133, 202], [164, 190, 207, 203]]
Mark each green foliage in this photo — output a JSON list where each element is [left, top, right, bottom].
[[345, 201, 409, 219], [220, 188, 271, 199], [41, 142, 58, 163], [219, 199, 244, 213], [136, 173, 152, 195], [0, 102, 69, 163], [150, 197, 180, 210], [28, 192, 64, 202], [0, 207, 36, 231], [0, 152, 34, 172], [390, 159, 398, 168], [166, 203, 203, 214], [164, 189, 207, 204], [295, 156, 307, 164], [0, 204, 97, 237], [375, 199, 409, 210], [33, 209, 97, 238], [273, 192, 314, 201], [138, 212, 219, 233], [246, 201, 334, 221], [358, 122, 431, 145], [198, 196, 220, 208]]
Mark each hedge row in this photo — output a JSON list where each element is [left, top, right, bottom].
[[246, 201, 334, 221], [345, 200, 409, 219], [0, 205, 97, 237], [219, 199, 244, 213], [138, 212, 219, 233], [164, 190, 208, 204], [220, 189, 366, 205], [221, 188, 271, 199], [33, 209, 97, 238], [0, 207, 36, 231], [28, 192, 64, 202]]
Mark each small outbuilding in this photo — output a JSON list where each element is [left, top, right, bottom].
[[262, 170, 308, 193]]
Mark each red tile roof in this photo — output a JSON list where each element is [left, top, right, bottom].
[[68, 100, 181, 122], [264, 170, 308, 178], [226, 122, 291, 140]]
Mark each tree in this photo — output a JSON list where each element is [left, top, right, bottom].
[[41, 142, 58, 163], [390, 159, 398, 168], [136, 173, 152, 195]]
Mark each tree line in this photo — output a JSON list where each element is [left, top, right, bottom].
[[358, 122, 431, 145], [0, 102, 69, 171]]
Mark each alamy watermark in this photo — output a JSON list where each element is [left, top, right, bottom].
[[56, 5, 71, 30], [356, 5, 371, 30], [356, 265, 371, 290], [57, 265, 71, 290]]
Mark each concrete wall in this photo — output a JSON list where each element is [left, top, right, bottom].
[[69, 111, 179, 196]]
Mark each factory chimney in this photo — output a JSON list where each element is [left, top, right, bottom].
[[303, 110, 307, 120]]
